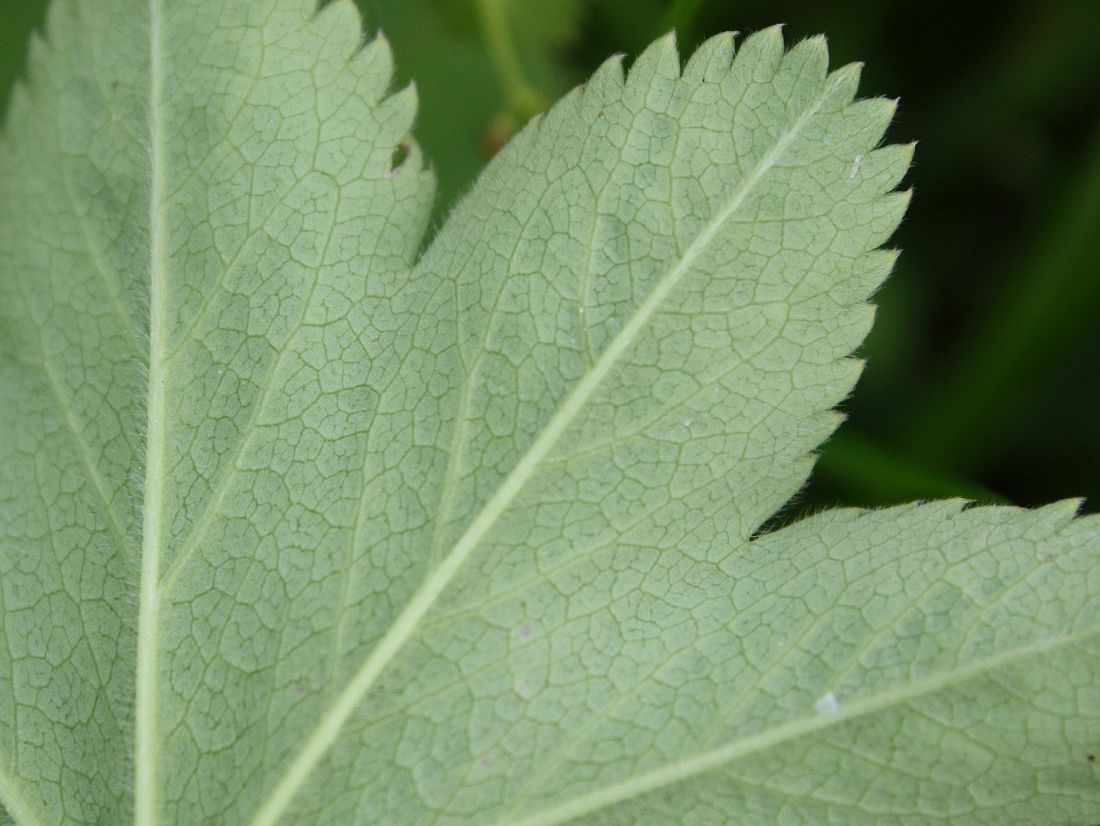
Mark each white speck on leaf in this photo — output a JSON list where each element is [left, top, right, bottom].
[[815, 691, 840, 714]]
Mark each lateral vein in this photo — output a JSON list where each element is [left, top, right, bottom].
[[0, 760, 48, 826], [508, 627, 1100, 826]]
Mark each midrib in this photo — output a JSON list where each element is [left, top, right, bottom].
[[134, 0, 167, 823], [249, 78, 833, 825]]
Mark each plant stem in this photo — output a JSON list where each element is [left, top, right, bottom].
[[475, 0, 549, 119], [903, 128, 1100, 470]]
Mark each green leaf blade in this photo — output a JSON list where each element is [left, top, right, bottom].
[[2, 5, 1098, 826], [516, 502, 1100, 825], [3, 0, 437, 822], [419, 29, 909, 561], [143, 0, 435, 822], [0, 0, 150, 821], [263, 26, 918, 825]]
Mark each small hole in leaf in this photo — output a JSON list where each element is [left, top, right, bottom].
[[385, 143, 409, 178]]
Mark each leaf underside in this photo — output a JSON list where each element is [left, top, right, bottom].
[[0, 1, 1097, 825]]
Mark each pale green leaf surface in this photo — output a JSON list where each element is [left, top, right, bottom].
[[1, 0, 433, 822], [0, 3, 1097, 826]]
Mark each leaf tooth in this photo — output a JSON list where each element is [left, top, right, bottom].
[[623, 29, 681, 97], [864, 188, 913, 251], [845, 96, 901, 154], [375, 80, 420, 151], [312, 0, 367, 59], [860, 142, 916, 195], [840, 248, 901, 303], [24, 27, 55, 88], [343, 38, 396, 110], [822, 61, 864, 111], [522, 82, 583, 143], [793, 407, 850, 468], [571, 53, 626, 124], [1030, 498, 1087, 534], [39, 0, 70, 57], [847, 354, 869, 381], [682, 31, 737, 83], [951, 500, 1085, 526], [766, 33, 829, 121], [824, 405, 850, 438], [731, 23, 786, 81], [1058, 505, 1099, 545], [830, 355, 868, 405], [587, 52, 627, 95], [838, 302, 878, 355], [2, 9, 63, 153], [784, 33, 830, 84], [348, 30, 396, 104], [920, 497, 972, 515]]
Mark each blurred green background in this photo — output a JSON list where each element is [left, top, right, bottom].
[[2, 0, 1098, 514]]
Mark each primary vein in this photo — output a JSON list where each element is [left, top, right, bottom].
[[249, 76, 830, 826], [134, 0, 168, 822]]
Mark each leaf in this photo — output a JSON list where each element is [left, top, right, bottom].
[[0, 4, 1097, 826]]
